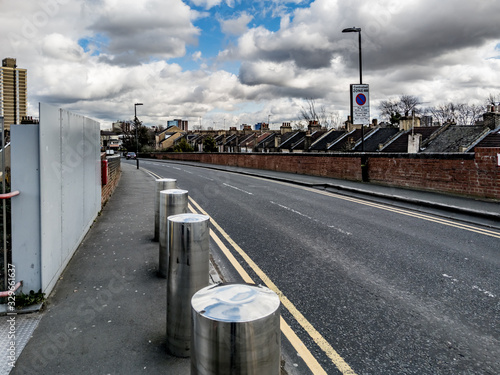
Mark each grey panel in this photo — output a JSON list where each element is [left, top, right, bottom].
[[11, 125, 41, 292], [61, 111, 85, 261], [39, 103, 63, 293], [39, 104, 101, 294], [83, 115, 101, 226]]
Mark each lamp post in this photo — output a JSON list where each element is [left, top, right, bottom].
[[342, 26, 365, 152], [342, 27, 362, 85], [134, 103, 143, 169], [134, 103, 143, 154]]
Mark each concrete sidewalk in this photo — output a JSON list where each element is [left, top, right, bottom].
[[10, 163, 196, 374]]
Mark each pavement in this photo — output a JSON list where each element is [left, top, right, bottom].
[[2, 159, 499, 375], [5, 162, 221, 375]]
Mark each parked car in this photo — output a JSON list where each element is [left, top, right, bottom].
[[125, 152, 136, 160]]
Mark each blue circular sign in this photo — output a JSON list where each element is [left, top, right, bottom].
[[356, 93, 367, 106]]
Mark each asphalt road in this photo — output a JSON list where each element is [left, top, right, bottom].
[[133, 159, 500, 375]]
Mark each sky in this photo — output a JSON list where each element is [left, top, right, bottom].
[[1, 0, 500, 130]]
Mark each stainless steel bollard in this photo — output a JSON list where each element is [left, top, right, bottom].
[[158, 189, 188, 278], [167, 214, 210, 357], [191, 283, 281, 375], [154, 178, 177, 241]]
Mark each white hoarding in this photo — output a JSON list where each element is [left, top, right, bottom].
[[351, 84, 370, 124]]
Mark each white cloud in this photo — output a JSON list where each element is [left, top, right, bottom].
[[1, 0, 499, 128], [220, 12, 253, 36], [192, 51, 203, 61], [190, 0, 223, 10], [86, 0, 200, 65], [41, 33, 85, 61]]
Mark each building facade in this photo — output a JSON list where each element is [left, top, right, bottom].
[[167, 119, 188, 132], [0, 58, 27, 132]]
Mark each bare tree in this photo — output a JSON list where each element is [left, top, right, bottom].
[[486, 93, 499, 106], [455, 103, 485, 126], [378, 95, 421, 122], [378, 99, 399, 122], [398, 95, 422, 117], [292, 120, 306, 130], [429, 102, 485, 126], [299, 98, 320, 124], [318, 106, 328, 126], [428, 103, 456, 125], [329, 111, 342, 129]]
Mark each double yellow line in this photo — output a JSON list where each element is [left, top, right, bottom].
[[189, 197, 356, 375]]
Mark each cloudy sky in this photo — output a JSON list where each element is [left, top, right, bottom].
[[2, 0, 500, 129]]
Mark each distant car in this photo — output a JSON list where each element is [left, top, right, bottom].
[[125, 152, 136, 160]]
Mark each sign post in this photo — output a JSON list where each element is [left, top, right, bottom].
[[350, 84, 370, 125], [350, 84, 370, 154]]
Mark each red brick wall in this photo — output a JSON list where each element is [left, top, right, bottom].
[[147, 148, 500, 200], [368, 148, 499, 200], [101, 155, 121, 207], [150, 153, 363, 181]]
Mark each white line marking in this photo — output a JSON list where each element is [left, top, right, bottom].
[[223, 183, 253, 195], [271, 201, 313, 220], [327, 225, 353, 236], [443, 274, 496, 298], [472, 285, 496, 298], [270, 201, 352, 235]]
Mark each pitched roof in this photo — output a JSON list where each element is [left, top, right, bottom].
[[158, 125, 183, 136], [257, 132, 273, 143], [468, 127, 500, 151], [279, 131, 305, 149], [309, 129, 346, 151], [224, 134, 238, 146], [352, 127, 400, 152], [291, 130, 326, 151], [422, 125, 489, 153], [328, 129, 365, 151], [239, 134, 256, 147], [257, 133, 276, 148], [381, 126, 441, 153], [238, 133, 255, 146]]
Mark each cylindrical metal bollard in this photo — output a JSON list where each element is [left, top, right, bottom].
[[158, 189, 188, 278], [191, 283, 281, 375], [167, 214, 210, 357], [154, 178, 177, 241]]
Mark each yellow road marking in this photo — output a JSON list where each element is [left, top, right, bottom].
[[189, 197, 357, 375], [188, 202, 329, 374]]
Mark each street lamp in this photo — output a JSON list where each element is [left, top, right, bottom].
[[342, 27, 362, 84], [342, 26, 365, 152], [134, 103, 143, 155]]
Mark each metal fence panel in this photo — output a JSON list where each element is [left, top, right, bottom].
[[39, 103, 63, 293], [11, 125, 41, 292], [11, 104, 101, 294]]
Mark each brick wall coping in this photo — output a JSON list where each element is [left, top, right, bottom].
[[147, 151, 476, 160]]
